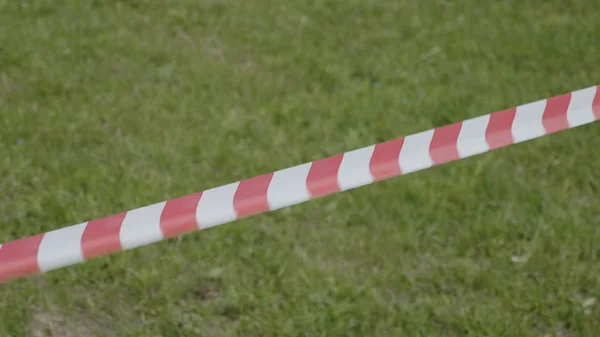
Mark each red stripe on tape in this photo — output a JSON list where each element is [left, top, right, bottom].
[[542, 93, 571, 133], [81, 212, 127, 259], [486, 108, 516, 149], [0, 234, 44, 282], [234, 173, 274, 218], [160, 193, 203, 238], [306, 154, 344, 197], [430, 122, 462, 165], [369, 138, 405, 180]]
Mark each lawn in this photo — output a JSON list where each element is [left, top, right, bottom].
[[1, 0, 599, 336]]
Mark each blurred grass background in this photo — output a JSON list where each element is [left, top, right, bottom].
[[0, 0, 599, 336]]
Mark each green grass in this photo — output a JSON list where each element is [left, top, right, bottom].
[[1, 0, 599, 336]]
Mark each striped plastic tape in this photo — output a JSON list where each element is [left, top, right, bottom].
[[0, 85, 598, 283]]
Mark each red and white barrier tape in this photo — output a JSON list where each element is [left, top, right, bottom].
[[1, 86, 598, 283]]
